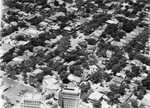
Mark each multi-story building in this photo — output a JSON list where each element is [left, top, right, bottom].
[[20, 92, 42, 108], [58, 84, 81, 108]]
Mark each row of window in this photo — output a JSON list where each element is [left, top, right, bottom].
[[24, 100, 41, 104], [62, 92, 79, 95], [21, 105, 41, 108]]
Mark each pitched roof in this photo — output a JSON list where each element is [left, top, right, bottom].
[[88, 92, 104, 101]]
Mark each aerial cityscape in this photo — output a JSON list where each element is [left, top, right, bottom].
[[0, 0, 150, 108]]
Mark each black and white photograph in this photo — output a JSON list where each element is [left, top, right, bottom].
[[0, 0, 150, 108]]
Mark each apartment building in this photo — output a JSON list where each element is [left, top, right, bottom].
[[58, 83, 81, 108]]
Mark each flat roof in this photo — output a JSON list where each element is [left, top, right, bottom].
[[24, 92, 42, 100], [62, 84, 80, 94]]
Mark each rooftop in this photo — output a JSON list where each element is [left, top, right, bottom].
[[62, 83, 80, 94], [88, 92, 104, 101], [141, 93, 150, 107], [24, 92, 42, 100], [67, 74, 81, 83]]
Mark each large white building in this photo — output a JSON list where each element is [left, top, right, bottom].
[[20, 92, 42, 108], [58, 83, 81, 108]]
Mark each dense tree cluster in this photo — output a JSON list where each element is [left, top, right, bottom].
[[109, 83, 126, 96], [106, 54, 127, 75], [134, 85, 147, 100], [142, 74, 150, 90], [1, 25, 18, 37], [1, 47, 15, 63], [107, 91, 120, 104], [57, 37, 70, 52], [93, 100, 101, 108], [86, 38, 98, 45], [90, 69, 103, 83], [1, 0, 150, 106], [15, 34, 26, 41], [82, 13, 112, 35], [122, 20, 136, 33], [69, 65, 83, 77], [119, 102, 132, 108], [125, 27, 150, 65], [79, 82, 91, 93]]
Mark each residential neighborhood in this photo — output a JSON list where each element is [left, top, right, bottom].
[[0, 0, 150, 108]]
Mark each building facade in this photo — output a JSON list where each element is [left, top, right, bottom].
[[20, 92, 42, 108], [58, 85, 80, 108]]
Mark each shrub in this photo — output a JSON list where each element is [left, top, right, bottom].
[[15, 35, 26, 41], [123, 21, 136, 33], [86, 38, 97, 45], [90, 70, 103, 83]]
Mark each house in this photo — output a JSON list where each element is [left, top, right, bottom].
[[67, 74, 81, 83], [25, 14, 37, 21], [12, 57, 24, 63], [32, 69, 43, 76], [106, 19, 118, 24], [109, 76, 124, 86], [101, 100, 112, 108], [88, 92, 104, 101], [42, 75, 59, 93], [141, 93, 150, 107]]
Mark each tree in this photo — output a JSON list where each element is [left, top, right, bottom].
[[109, 84, 125, 95], [142, 74, 150, 90], [80, 82, 91, 93], [60, 71, 69, 81], [131, 65, 140, 77], [57, 37, 70, 52], [2, 54, 14, 63], [93, 100, 101, 108], [134, 86, 147, 100], [64, 53, 78, 62], [90, 70, 103, 84], [6, 64, 16, 79], [107, 92, 120, 104], [36, 73, 44, 83], [129, 99, 138, 108], [42, 68, 53, 76], [86, 38, 97, 45], [29, 75, 36, 86], [15, 35, 26, 41], [112, 64, 122, 75], [109, 84, 120, 93], [120, 102, 132, 108], [22, 72, 28, 84], [18, 21, 27, 28], [123, 21, 135, 33], [34, 0, 47, 5], [125, 70, 136, 79], [69, 65, 83, 77], [47, 60, 53, 67]]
